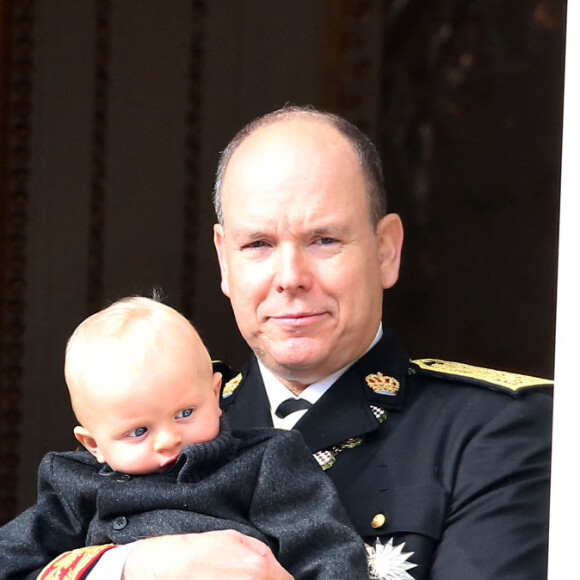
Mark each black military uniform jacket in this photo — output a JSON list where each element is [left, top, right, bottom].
[[0, 422, 367, 580], [221, 327, 552, 580]]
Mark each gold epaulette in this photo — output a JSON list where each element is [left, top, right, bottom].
[[222, 373, 242, 398], [411, 358, 553, 394], [38, 545, 116, 579]]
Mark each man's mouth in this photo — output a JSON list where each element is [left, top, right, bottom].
[[271, 312, 325, 326]]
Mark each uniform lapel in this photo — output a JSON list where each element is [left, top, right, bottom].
[[295, 327, 410, 451], [294, 368, 379, 451], [221, 327, 411, 452]]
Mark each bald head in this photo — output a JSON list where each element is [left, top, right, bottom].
[[213, 106, 387, 229]]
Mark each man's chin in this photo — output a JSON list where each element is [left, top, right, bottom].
[[263, 350, 331, 384]]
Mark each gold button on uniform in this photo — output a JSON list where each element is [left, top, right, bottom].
[[371, 513, 386, 529]]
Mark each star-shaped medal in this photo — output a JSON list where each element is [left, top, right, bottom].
[[366, 537, 417, 580]]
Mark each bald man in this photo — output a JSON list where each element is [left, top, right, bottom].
[[37, 107, 552, 580]]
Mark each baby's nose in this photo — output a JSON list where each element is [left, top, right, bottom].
[[153, 428, 182, 453]]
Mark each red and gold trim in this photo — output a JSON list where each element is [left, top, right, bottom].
[[38, 545, 116, 580], [222, 373, 242, 398]]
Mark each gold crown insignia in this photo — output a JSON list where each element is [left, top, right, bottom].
[[365, 372, 400, 395]]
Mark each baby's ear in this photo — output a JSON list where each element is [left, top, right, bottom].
[[74, 426, 106, 463], [212, 372, 223, 417], [212, 372, 223, 398]]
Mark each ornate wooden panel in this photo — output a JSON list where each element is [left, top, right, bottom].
[[0, 0, 34, 524]]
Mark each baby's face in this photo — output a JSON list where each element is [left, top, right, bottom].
[[75, 324, 222, 475]]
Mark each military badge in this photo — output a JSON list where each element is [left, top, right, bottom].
[[366, 372, 400, 395], [366, 537, 417, 580], [312, 437, 363, 471], [370, 405, 388, 424], [222, 373, 242, 398]]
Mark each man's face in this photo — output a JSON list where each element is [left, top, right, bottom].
[[214, 118, 403, 388]]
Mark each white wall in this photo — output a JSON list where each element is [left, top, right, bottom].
[[548, 1, 580, 576]]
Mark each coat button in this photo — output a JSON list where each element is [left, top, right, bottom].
[[371, 513, 387, 529], [114, 473, 131, 482], [112, 516, 127, 530]]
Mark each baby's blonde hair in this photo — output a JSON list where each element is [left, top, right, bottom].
[[65, 296, 207, 422]]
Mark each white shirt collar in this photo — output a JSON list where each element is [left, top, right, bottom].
[[259, 324, 383, 429]]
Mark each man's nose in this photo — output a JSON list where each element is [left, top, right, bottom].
[[153, 428, 182, 453], [274, 245, 313, 293]]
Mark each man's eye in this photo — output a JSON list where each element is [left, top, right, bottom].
[[177, 408, 193, 419], [246, 240, 267, 249], [129, 426, 147, 438], [318, 237, 336, 245]]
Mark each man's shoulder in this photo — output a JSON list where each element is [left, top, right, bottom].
[[408, 358, 553, 398]]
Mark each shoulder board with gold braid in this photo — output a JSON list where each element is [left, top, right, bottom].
[[410, 358, 553, 395]]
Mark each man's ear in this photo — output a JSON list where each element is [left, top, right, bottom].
[[213, 224, 230, 297], [74, 426, 106, 464], [212, 372, 223, 417], [376, 213, 404, 290]]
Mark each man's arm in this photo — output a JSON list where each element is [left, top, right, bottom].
[[39, 531, 293, 580], [431, 391, 552, 579], [123, 532, 293, 580]]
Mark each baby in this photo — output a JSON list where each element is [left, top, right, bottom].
[[0, 297, 367, 579]]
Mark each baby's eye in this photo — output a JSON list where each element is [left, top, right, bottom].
[[176, 408, 193, 419], [128, 426, 147, 438]]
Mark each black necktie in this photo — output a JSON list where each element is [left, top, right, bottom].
[[275, 398, 313, 419]]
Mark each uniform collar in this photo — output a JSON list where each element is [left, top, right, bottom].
[[221, 326, 411, 451], [259, 326, 383, 429], [295, 327, 409, 450]]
